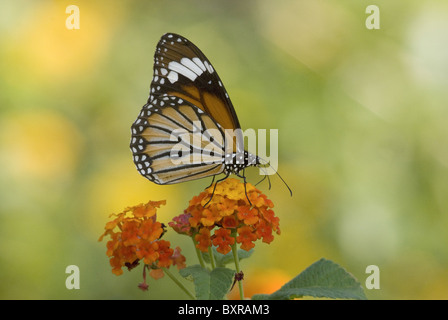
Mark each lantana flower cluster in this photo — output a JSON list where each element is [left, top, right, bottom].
[[169, 178, 280, 255], [99, 200, 186, 277]]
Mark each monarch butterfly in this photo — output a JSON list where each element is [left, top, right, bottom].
[[130, 33, 291, 203]]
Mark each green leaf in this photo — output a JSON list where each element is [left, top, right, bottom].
[[252, 258, 367, 300], [179, 265, 235, 300], [210, 268, 235, 300], [202, 246, 254, 267], [179, 265, 210, 300]]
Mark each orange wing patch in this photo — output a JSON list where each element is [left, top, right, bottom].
[[168, 85, 238, 132]]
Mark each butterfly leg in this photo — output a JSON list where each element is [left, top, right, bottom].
[[235, 168, 252, 207], [205, 175, 216, 190], [203, 173, 230, 208]]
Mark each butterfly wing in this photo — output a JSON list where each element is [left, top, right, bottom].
[[131, 33, 246, 185], [131, 95, 226, 185], [150, 33, 243, 152]]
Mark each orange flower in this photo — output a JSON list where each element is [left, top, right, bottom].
[[149, 268, 165, 280], [188, 206, 203, 228], [139, 219, 164, 242], [168, 212, 194, 236], [110, 256, 124, 276], [99, 200, 186, 277], [236, 226, 258, 251], [156, 240, 174, 268], [237, 206, 259, 225], [121, 220, 140, 246], [171, 247, 187, 270], [260, 207, 280, 232], [201, 208, 220, 227], [217, 198, 237, 216], [133, 200, 166, 218], [194, 228, 211, 252], [136, 241, 159, 264], [177, 178, 280, 253], [254, 219, 275, 244], [212, 228, 235, 255], [222, 215, 238, 229]]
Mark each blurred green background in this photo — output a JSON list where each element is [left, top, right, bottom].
[[1, 0, 447, 299]]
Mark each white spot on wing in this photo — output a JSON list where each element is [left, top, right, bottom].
[[203, 60, 214, 74], [181, 57, 204, 77], [192, 57, 207, 72], [168, 61, 197, 81], [168, 71, 178, 83]]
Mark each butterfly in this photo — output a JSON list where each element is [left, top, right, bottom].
[[130, 33, 291, 203]]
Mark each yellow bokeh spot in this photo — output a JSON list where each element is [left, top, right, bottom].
[[85, 160, 183, 238], [8, 1, 125, 80], [0, 110, 83, 180]]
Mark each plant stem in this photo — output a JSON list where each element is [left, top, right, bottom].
[[163, 267, 196, 300], [231, 241, 244, 300], [208, 246, 216, 270], [192, 237, 206, 268]]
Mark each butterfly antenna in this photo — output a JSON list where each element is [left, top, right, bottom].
[[258, 158, 292, 196], [206, 175, 216, 189], [274, 168, 292, 196], [267, 171, 272, 190], [255, 174, 266, 186], [256, 165, 271, 190]]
